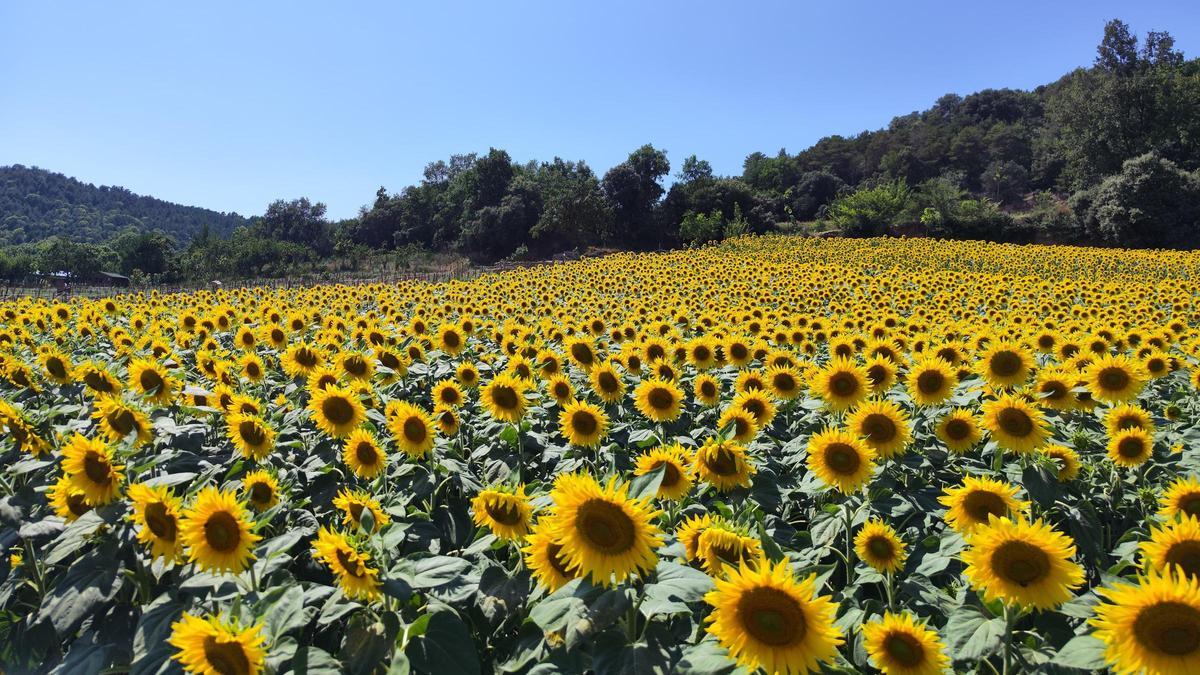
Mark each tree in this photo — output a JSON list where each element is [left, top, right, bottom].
[[259, 197, 332, 254], [602, 145, 670, 248], [1096, 19, 1139, 74], [1143, 31, 1183, 67], [980, 160, 1029, 204], [790, 170, 845, 221], [824, 180, 910, 237], [529, 159, 612, 253], [678, 155, 713, 183], [1075, 152, 1200, 249]]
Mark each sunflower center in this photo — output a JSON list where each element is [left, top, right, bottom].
[[46, 357, 67, 379], [202, 636, 252, 675], [84, 371, 114, 392], [1040, 381, 1067, 400], [1165, 541, 1200, 578], [867, 536, 895, 561], [829, 372, 859, 397], [883, 631, 925, 667], [238, 421, 267, 447], [707, 447, 739, 476], [322, 396, 356, 426], [731, 344, 749, 361], [773, 373, 796, 391], [648, 387, 674, 410], [1097, 367, 1131, 392], [736, 587, 806, 647], [83, 452, 112, 486], [439, 388, 460, 405], [403, 417, 428, 444], [139, 369, 165, 393], [916, 370, 945, 394], [442, 331, 461, 349], [944, 418, 971, 440], [1117, 437, 1145, 458], [990, 351, 1023, 378], [571, 410, 598, 436], [294, 347, 318, 367], [700, 381, 717, 397], [546, 542, 574, 579], [485, 499, 523, 526], [336, 548, 366, 578], [570, 344, 594, 366], [68, 493, 91, 516], [144, 502, 176, 540], [991, 540, 1050, 586], [963, 490, 1007, 523], [492, 385, 519, 410], [997, 408, 1033, 437], [598, 372, 620, 393], [204, 512, 241, 553], [1134, 601, 1200, 656], [659, 460, 682, 488], [355, 442, 379, 466], [552, 382, 571, 399], [249, 482, 273, 505], [576, 498, 636, 555], [824, 443, 861, 476], [861, 414, 896, 443], [1179, 495, 1200, 518]]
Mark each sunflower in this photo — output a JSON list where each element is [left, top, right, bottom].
[[862, 612, 950, 675], [704, 558, 843, 675], [49, 474, 92, 522], [1041, 444, 1081, 482], [38, 348, 73, 385], [806, 427, 876, 494], [693, 438, 756, 491], [634, 377, 684, 422], [716, 407, 759, 444], [864, 355, 898, 395], [385, 400, 436, 458], [981, 393, 1050, 454], [432, 405, 460, 436], [333, 488, 390, 533], [281, 343, 323, 378], [455, 361, 480, 389], [77, 361, 121, 395], [338, 350, 375, 381], [1141, 515, 1200, 579], [633, 444, 694, 500], [242, 470, 280, 512], [238, 353, 266, 383], [686, 337, 719, 370], [676, 514, 714, 562], [307, 384, 366, 439], [730, 389, 777, 428], [128, 482, 183, 562], [471, 485, 534, 540], [558, 398, 609, 448], [934, 408, 982, 453], [694, 373, 721, 406], [547, 473, 662, 586], [168, 612, 266, 675], [565, 336, 598, 370], [432, 379, 465, 409], [480, 373, 529, 423], [436, 323, 466, 356], [178, 487, 260, 573], [811, 356, 869, 411], [523, 516, 578, 592], [846, 399, 912, 459], [1105, 403, 1154, 436], [765, 364, 803, 400], [61, 434, 124, 506], [977, 341, 1033, 389], [226, 412, 276, 461], [939, 476, 1027, 534], [1160, 477, 1200, 521], [1085, 353, 1146, 403], [906, 356, 958, 406], [1108, 428, 1153, 468], [697, 526, 763, 576], [128, 358, 178, 406], [961, 515, 1084, 610], [311, 527, 381, 601], [855, 519, 907, 573], [1090, 568, 1200, 674], [589, 361, 626, 404], [1033, 367, 1076, 410], [342, 428, 387, 479]]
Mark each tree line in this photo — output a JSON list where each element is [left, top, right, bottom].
[[1, 18, 1196, 284]]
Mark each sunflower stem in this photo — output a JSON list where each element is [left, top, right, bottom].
[[1001, 603, 1014, 675], [843, 497, 856, 586]]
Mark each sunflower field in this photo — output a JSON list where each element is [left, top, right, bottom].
[[2, 235, 1200, 675]]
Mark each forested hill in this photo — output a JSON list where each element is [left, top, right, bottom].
[[0, 165, 249, 246]]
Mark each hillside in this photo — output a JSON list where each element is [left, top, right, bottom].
[[0, 165, 249, 246]]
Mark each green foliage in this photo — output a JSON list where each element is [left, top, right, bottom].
[[1074, 152, 1200, 249], [824, 180, 910, 237]]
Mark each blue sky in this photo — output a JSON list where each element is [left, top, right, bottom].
[[1, 2, 1196, 220]]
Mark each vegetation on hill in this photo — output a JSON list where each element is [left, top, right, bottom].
[[0, 18, 1196, 284]]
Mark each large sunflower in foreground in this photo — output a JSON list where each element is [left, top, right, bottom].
[[128, 482, 183, 562], [1107, 427, 1153, 468], [307, 384, 366, 438], [806, 427, 876, 494], [634, 377, 684, 422], [811, 357, 869, 411], [558, 398, 609, 448], [704, 558, 843, 675], [1140, 514, 1200, 579], [92, 395, 153, 447], [226, 412, 276, 461], [311, 527, 381, 601], [633, 444, 694, 500], [342, 428, 388, 479], [862, 612, 949, 675], [981, 393, 1050, 454], [178, 487, 260, 573], [1085, 352, 1147, 403], [846, 398, 912, 459], [906, 356, 958, 406], [693, 438, 756, 491], [480, 373, 529, 423], [1160, 476, 1200, 521], [1091, 568, 1200, 674], [939, 476, 1027, 534], [855, 519, 907, 574], [934, 408, 982, 453], [961, 515, 1084, 610], [523, 516, 578, 592], [169, 612, 266, 675], [385, 400, 436, 458], [61, 434, 124, 506], [471, 484, 534, 541], [547, 473, 662, 586]]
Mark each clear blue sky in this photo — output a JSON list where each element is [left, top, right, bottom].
[[1, 2, 1196, 220]]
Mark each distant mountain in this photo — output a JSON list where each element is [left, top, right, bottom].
[[0, 165, 250, 246]]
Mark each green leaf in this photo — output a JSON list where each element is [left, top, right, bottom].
[[290, 645, 343, 675], [674, 638, 737, 675], [628, 463, 665, 500], [1051, 634, 1108, 671], [758, 522, 786, 563], [265, 584, 307, 641], [410, 555, 472, 588], [641, 561, 714, 618], [406, 610, 481, 675], [35, 547, 124, 639], [943, 605, 1005, 661], [131, 594, 184, 675]]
